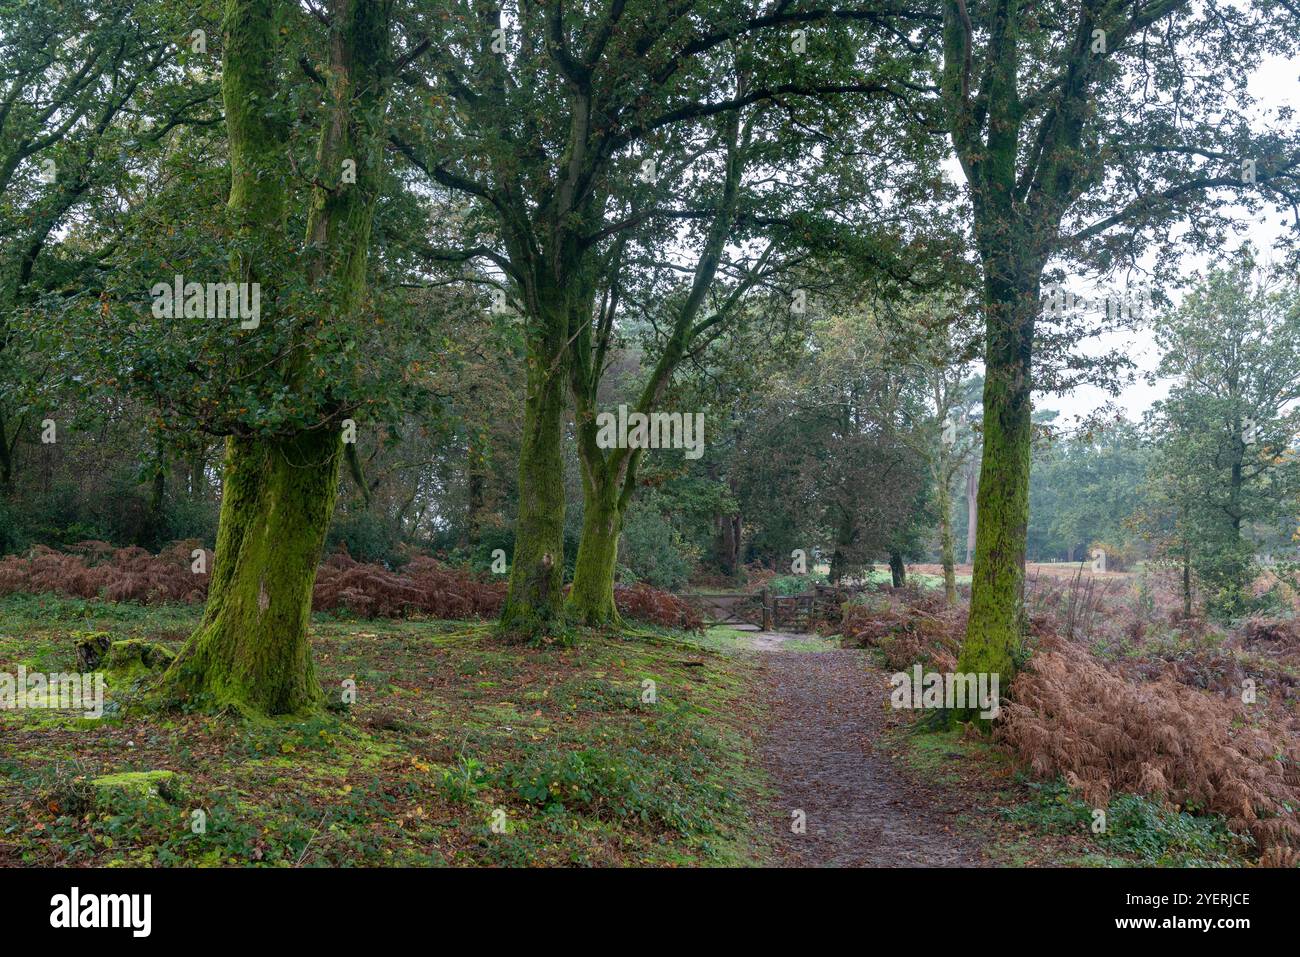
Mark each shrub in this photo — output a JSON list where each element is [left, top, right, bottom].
[[999, 634, 1300, 857], [617, 500, 692, 591], [1001, 779, 1250, 865], [768, 573, 825, 596], [0, 541, 209, 604], [325, 509, 403, 567], [1088, 540, 1136, 572], [839, 588, 963, 672], [312, 553, 504, 618], [495, 737, 734, 837], [0, 544, 703, 630], [612, 583, 703, 630]]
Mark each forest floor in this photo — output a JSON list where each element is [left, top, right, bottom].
[[0, 596, 1253, 867]]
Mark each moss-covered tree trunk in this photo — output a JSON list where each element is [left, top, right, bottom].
[[565, 372, 639, 627], [956, 264, 1037, 700], [499, 329, 569, 635], [161, 0, 391, 714], [561, 112, 745, 627], [163, 431, 342, 713], [567, 466, 625, 626]]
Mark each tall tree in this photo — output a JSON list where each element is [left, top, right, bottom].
[[0, 0, 215, 493], [392, 0, 941, 635], [146, 0, 399, 714], [936, 0, 1300, 708], [561, 12, 956, 625], [1145, 258, 1300, 618]]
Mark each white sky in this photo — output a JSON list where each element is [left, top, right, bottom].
[[1041, 52, 1299, 426]]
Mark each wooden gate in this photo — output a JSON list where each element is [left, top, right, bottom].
[[685, 585, 847, 633], [683, 592, 767, 628]]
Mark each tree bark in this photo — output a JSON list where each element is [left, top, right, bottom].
[[465, 440, 485, 547], [956, 263, 1037, 702], [499, 328, 569, 635], [162, 431, 342, 713], [566, 463, 625, 626], [829, 508, 856, 584], [0, 412, 13, 497], [937, 467, 957, 603], [160, 0, 391, 714], [889, 550, 906, 588], [715, 512, 741, 577], [189, 445, 206, 501]]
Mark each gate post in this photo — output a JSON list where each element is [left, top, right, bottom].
[[761, 587, 772, 631]]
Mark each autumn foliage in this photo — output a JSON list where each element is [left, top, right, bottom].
[[0, 543, 702, 630], [1000, 635, 1300, 856], [839, 586, 964, 672], [836, 578, 1300, 860], [0, 542, 210, 604]]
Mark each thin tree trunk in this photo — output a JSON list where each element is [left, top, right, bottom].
[[937, 470, 957, 603], [151, 438, 167, 513], [889, 550, 906, 588], [829, 509, 856, 584], [714, 514, 736, 576], [965, 462, 978, 564], [465, 443, 485, 547], [190, 444, 206, 501], [0, 412, 13, 497]]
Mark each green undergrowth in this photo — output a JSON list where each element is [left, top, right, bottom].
[[0, 597, 767, 867], [998, 779, 1252, 867]]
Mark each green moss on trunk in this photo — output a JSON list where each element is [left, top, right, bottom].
[[956, 267, 1036, 721], [160, 430, 342, 715], [566, 477, 625, 627], [158, 0, 390, 715], [499, 338, 568, 637]]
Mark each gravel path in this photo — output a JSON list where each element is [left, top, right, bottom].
[[757, 647, 984, 867]]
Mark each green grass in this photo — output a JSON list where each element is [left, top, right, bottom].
[[702, 626, 839, 652], [0, 598, 768, 867]]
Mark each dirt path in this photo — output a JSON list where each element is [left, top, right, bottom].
[[756, 646, 984, 867]]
